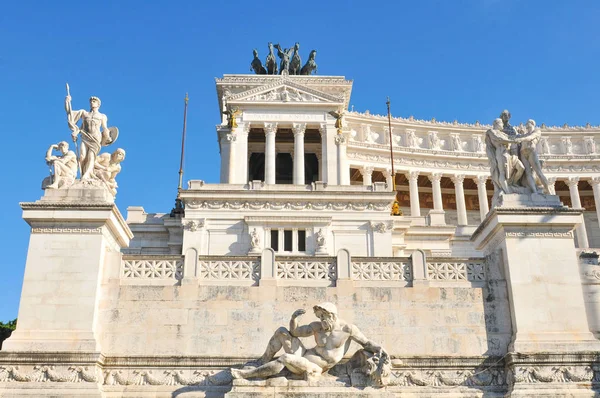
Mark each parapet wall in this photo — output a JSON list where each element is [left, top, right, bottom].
[[97, 252, 511, 359]]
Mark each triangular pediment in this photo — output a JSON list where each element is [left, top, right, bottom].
[[228, 80, 345, 105]]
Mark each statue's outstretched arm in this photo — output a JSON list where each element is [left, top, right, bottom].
[[349, 324, 386, 356]]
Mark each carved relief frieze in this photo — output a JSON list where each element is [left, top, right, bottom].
[[31, 227, 102, 234], [185, 200, 390, 212], [0, 365, 99, 383]]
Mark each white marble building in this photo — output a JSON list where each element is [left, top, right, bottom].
[[126, 73, 600, 258], [2, 72, 600, 397]]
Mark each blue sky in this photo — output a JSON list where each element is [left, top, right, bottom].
[[1, 0, 599, 320]]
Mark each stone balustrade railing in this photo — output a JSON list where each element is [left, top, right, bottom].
[[121, 256, 183, 284], [119, 252, 487, 287]]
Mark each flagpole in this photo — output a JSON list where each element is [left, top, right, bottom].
[[178, 93, 189, 190], [386, 97, 395, 191], [171, 93, 189, 218]]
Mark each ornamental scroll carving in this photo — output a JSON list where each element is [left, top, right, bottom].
[[0, 365, 99, 383]]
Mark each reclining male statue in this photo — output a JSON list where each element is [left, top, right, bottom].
[[230, 302, 390, 383]]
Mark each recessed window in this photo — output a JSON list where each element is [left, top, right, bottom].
[[270, 230, 279, 251], [298, 230, 306, 251], [284, 230, 293, 251]]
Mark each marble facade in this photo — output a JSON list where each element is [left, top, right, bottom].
[[1, 72, 599, 397]]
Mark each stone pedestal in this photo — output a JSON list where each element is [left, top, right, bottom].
[[3, 186, 132, 353], [472, 194, 600, 396], [472, 194, 599, 353]]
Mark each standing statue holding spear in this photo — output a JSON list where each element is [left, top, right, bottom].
[[64, 83, 119, 181]]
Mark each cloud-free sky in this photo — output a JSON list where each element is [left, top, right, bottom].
[[1, 0, 599, 320]]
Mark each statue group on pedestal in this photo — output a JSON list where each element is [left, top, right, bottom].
[[251, 42, 318, 75], [485, 110, 552, 207], [43, 84, 125, 196]]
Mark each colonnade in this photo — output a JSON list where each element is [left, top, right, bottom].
[[357, 166, 600, 248], [219, 122, 350, 186]]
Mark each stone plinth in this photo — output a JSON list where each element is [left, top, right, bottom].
[[226, 376, 396, 398], [471, 194, 600, 353], [3, 186, 132, 353]]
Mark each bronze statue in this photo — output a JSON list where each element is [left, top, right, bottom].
[[250, 49, 267, 74], [300, 50, 318, 75], [289, 42, 301, 75], [265, 42, 278, 75], [274, 43, 294, 74], [223, 107, 241, 129]]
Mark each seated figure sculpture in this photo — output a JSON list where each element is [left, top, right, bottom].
[[44, 141, 77, 189], [94, 148, 125, 196], [230, 303, 389, 383]]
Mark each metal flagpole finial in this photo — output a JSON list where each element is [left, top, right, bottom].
[[185, 92, 189, 103]]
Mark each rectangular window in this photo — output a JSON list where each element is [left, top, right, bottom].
[[298, 230, 306, 252], [270, 230, 279, 251], [284, 230, 293, 252]]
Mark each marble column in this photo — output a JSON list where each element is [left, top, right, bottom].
[[428, 173, 445, 225], [264, 122, 277, 184], [406, 171, 421, 217], [235, 123, 250, 184], [547, 177, 557, 195], [590, 177, 600, 229], [336, 135, 350, 185], [566, 177, 589, 248], [361, 166, 374, 186], [319, 122, 338, 184], [474, 175, 490, 221], [383, 168, 393, 191], [218, 128, 235, 183], [430, 173, 443, 211], [292, 123, 306, 185], [451, 174, 468, 226]]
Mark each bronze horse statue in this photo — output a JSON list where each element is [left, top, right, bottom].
[[265, 42, 278, 75], [250, 49, 267, 74], [300, 50, 318, 75], [289, 42, 301, 75]]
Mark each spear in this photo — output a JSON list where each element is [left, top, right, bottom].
[[66, 83, 81, 176]]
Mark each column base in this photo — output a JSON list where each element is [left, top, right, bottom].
[[427, 209, 446, 226]]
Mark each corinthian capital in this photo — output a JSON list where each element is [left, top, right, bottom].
[[428, 173, 442, 183], [263, 122, 278, 135], [405, 171, 419, 182], [590, 177, 600, 187], [566, 176, 580, 187], [292, 123, 306, 136], [450, 174, 465, 185], [360, 166, 374, 176], [474, 175, 488, 186], [335, 135, 347, 145]]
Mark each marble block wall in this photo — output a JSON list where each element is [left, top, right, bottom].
[[96, 277, 511, 359]]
